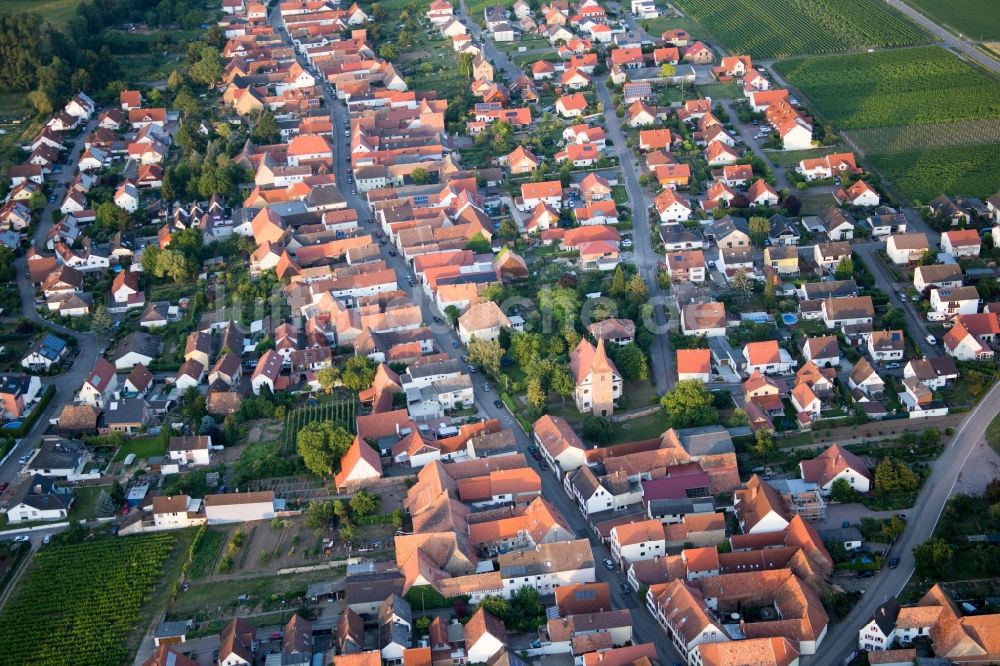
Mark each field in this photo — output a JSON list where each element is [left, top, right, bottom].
[[281, 396, 356, 453], [0, 534, 176, 665], [776, 47, 1000, 200], [0, 0, 84, 26], [672, 0, 927, 58], [903, 0, 1000, 41]]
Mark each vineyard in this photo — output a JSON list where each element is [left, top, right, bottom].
[[775, 48, 1000, 130], [845, 119, 1000, 155], [281, 396, 357, 453], [905, 0, 1000, 41], [673, 0, 927, 58], [868, 143, 1000, 201], [0, 534, 176, 665]]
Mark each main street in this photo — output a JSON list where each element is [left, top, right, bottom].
[[269, 9, 683, 664]]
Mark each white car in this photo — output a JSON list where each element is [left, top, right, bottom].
[[621, 238, 633, 248], [926, 334, 937, 345], [13, 536, 30, 543]]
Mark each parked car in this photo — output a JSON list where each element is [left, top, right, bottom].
[[493, 399, 503, 409], [531, 449, 542, 461], [926, 334, 937, 345], [888, 556, 900, 569], [857, 570, 875, 579], [482, 384, 492, 392], [42, 534, 52, 545], [14, 536, 29, 543], [885, 362, 901, 369], [0, 482, 8, 494], [603, 559, 615, 570], [621, 237, 632, 248], [539, 461, 548, 470], [898, 292, 907, 302], [621, 583, 631, 593]]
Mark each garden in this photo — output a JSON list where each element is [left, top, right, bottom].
[[673, 0, 927, 58], [281, 395, 357, 454], [0, 533, 176, 665]]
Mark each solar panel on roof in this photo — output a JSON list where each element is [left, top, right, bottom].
[[574, 589, 596, 600]]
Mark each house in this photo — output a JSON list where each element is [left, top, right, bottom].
[[822, 296, 874, 332], [913, 263, 963, 292], [78, 358, 118, 408], [168, 435, 212, 467], [458, 302, 511, 344], [588, 318, 635, 345], [334, 437, 383, 491], [114, 180, 140, 213], [174, 359, 205, 391], [867, 209, 907, 238], [858, 598, 901, 653], [886, 233, 930, 265], [654, 189, 692, 223], [802, 336, 840, 368], [21, 334, 67, 371], [747, 179, 780, 208], [835, 180, 880, 207], [465, 609, 507, 663], [555, 93, 588, 118], [676, 349, 711, 382], [930, 286, 979, 317], [498, 539, 595, 596], [218, 617, 256, 666], [764, 245, 799, 275], [944, 319, 995, 361], [125, 364, 154, 396], [680, 302, 726, 337], [734, 475, 791, 534], [111, 332, 161, 370], [710, 215, 750, 248], [570, 338, 622, 416], [849, 357, 884, 398], [25, 438, 85, 478], [819, 207, 855, 241], [743, 371, 784, 415], [743, 340, 794, 375], [940, 229, 981, 258], [768, 215, 801, 246], [682, 41, 714, 63], [5, 475, 73, 523], [521, 180, 563, 210], [696, 638, 800, 666], [638, 129, 672, 152], [627, 101, 658, 127], [796, 152, 861, 181], [506, 146, 539, 174], [790, 383, 821, 421], [204, 491, 275, 524], [800, 444, 871, 494], [534, 414, 587, 475], [868, 330, 904, 362], [379, 594, 412, 665], [251, 349, 283, 395], [665, 250, 706, 283]]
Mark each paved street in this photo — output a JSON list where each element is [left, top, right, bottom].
[[719, 100, 790, 191]]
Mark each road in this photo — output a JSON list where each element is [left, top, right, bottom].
[[33, 119, 97, 251], [270, 8, 682, 664], [812, 377, 1000, 665], [884, 0, 1000, 75], [719, 100, 790, 191]]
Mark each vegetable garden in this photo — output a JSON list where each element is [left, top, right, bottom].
[[0, 534, 176, 665], [281, 397, 356, 453], [673, 0, 927, 58]]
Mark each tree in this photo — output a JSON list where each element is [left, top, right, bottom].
[[252, 110, 280, 143], [190, 46, 223, 86], [95, 490, 118, 517], [913, 537, 953, 578], [391, 509, 405, 529], [509, 585, 546, 633], [829, 478, 857, 503], [834, 257, 854, 280], [729, 407, 749, 427], [305, 500, 334, 530], [90, 305, 112, 335], [763, 278, 776, 308], [874, 457, 919, 495], [457, 52, 475, 78], [881, 516, 907, 542], [918, 249, 937, 266], [986, 478, 1000, 503], [297, 420, 354, 476], [410, 167, 430, 185], [28, 89, 53, 115], [750, 429, 775, 461], [467, 338, 503, 378], [180, 386, 206, 422], [613, 343, 649, 381], [444, 305, 461, 327], [610, 265, 627, 296], [378, 43, 399, 60], [340, 356, 377, 392], [626, 274, 647, 305], [477, 595, 512, 622], [729, 269, 754, 304], [199, 415, 217, 435], [349, 488, 381, 517], [28, 189, 46, 210], [526, 376, 547, 413], [167, 69, 184, 90], [465, 232, 491, 253], [317, 367, 340, 393], [582, 414, 615, 444], [498, 218, 518, 237], [659, 63, 676, 78], [748, 216, 770, 248], [661, 380, 717, 428]]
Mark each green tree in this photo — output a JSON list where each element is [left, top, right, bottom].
[[613, 343, 649, 381], [252, 110, 280, 143], [763, 278, 776, 308], [509, 585, 546, 633], [296, 421, 354, 476], [349, 488, 381, 517], [444, 305, 461, 327], [166, 69, 184, 90], [918, 249, 937, 266], [750, 429, 775, 461], [913, 537, 953, 578], [95, 490, 118, 517], [729, 270, 754, 304], [526, 376, 547, 413], [340, 356, 377, 392], [378, 43, 399, 60], [748, 216, 770, 248], [457, 52, 475, 78], [465, 232, 491, 253], [467, 338, 503, 378], [28, 189, 46, 211], [829, 478, 857, 503], [498, 218, 518, 237], [626, 274, 647, 305], [659, 63, 676, 78], [661, 380, 718, 428], [582, 414, 615, 444], [477, 595, 512, 622], [90, 305, 112, 335], [410, 167, 430, 185], [729, 407, 749, 427], [317, 367, 340, 393], [610, 265, 627, 296], [190, 46, 223, 86], [881, 516, 907, 542], [834, 257, 854, 280], [305, 499, 334, 530]]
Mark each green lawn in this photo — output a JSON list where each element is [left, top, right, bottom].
[[696, 82, 741, 101], [637, 16, 705, 39], [68, 485, 108, 522], [0, 0, 86, 26], [902, 0, 1000, 40], [986, 412, 1000, 456], [113, 436, 167, 462], [611, 185, 629, 204], [610, 411, 671, 444]]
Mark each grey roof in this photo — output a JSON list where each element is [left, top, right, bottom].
[[869, 598, 901, 637], [819, 526, 864, 543], [27, 334, 67, 362], [113, 331, 162, 362], [10, 474, 72, 512], [99, 398, 148, 425], [768, 214, 800, 238], [801, 279, 858, 300], [647, 497, 715, 517], [711, 214, 749, 239], [29, 439, 85, 471], [154, 621, 190, 638], [674, 425, 735, 456], [345, 571, 405, 605], [379, 620, 411, 650], [379, 593, 412, 626], [404, 358, 463, 381]]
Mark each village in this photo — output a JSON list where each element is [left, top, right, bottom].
[[0, 0, 999, 665]]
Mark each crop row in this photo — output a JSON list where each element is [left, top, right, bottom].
[[0, 534, 176, 666], [282, 398, 357, 453], [775, 47, 1000, 130], [868, 143, 1000, 202], [846, 119, 1000, 156], [675, 0, 927, 58]]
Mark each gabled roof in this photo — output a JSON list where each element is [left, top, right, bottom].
[[800, 443, 871, 486]]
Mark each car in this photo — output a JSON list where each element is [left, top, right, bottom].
[[18, 455, 29, 465], [388, 250, 397, 256], [707, 260, 716, 267], [833, 177, 842, 186], [42, 534, 52, 545], [482, 384, 492, 392], [885, 362, 901, 369], [897, 513, 907, 520], [857, 570, 875, 578], [531, 449, 542, 461], [493, 399, 503, 408], [621, 583, 632, 593], [375, 231, 384, 238], [926, 334, 937, 345], [888, 556, 900, 569], [539, 461, 548, 470], [898, 292, 907, 302], [380, 238, 387, 245], [528, 445, 537, 453], [433, 316, 443, 324], [752, 119, 759, 126], [603, 559, 615, 570], [13, 536, 29, 543], [0, 482, 7, 494], [621, 238, 633, 248], [452, 340, 460, 348]]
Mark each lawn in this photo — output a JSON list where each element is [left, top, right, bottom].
[[611, 185, 629, 204], [672, 0, 927, 58], [609, 410, 671, 444], [987, 412, 1000, 456], [112, 436, 167, 462], [637, 16, 705, 39], [903, 0, 1000, 40], [776, 46, 1000, 202], [68, 485, 108, 522], [0, 0, 86, 26], [696, 82, 741, 101]]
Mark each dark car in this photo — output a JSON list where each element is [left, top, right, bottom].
[[539, 461, 548, 470], [532, 449, 543, 461], [621, 583, 631, 593], [494, 400, 503, 409], [0, 482, 8, 494], [888, 557, 900, 569], [857, 570, 875, 578]]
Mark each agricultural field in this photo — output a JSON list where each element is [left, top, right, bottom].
[[776, 47, 1000, 201], [904, 0, 1000, 41], [0, 534, 176, 665], [281, 396, 356, 453], [0, 0, 84, 26], [672, 0, 927, 58]]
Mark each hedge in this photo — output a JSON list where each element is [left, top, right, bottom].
[[404, 585, 469, 610], [354, 513, 395, 526], [9, 385, 55, 439]]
